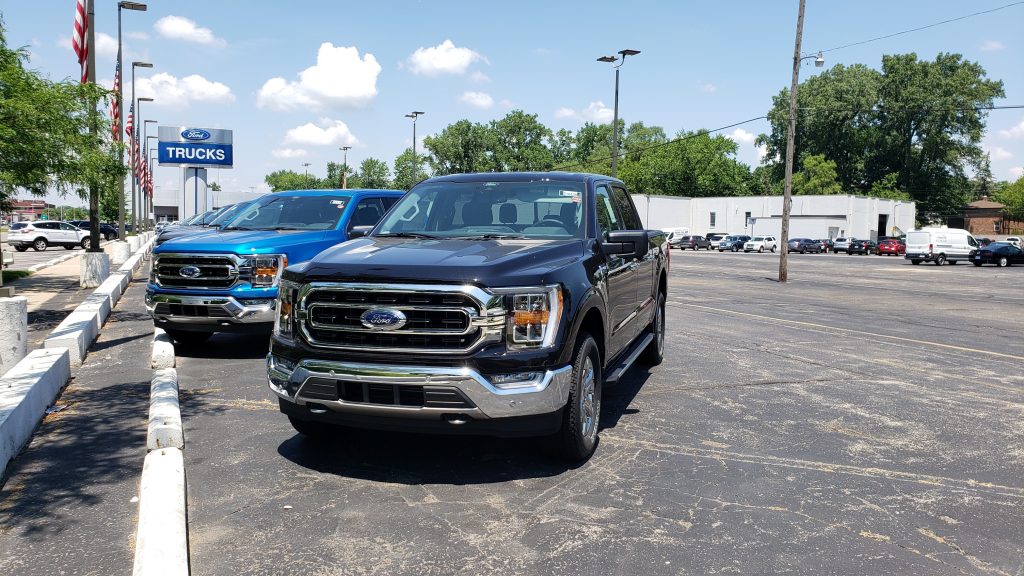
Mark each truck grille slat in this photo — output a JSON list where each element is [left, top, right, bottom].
[[154, 254, 240, 290], [299, 378, 475, 409]]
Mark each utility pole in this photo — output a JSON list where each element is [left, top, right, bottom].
[[339, 146, 351, 189], [778, 0, 806, 283], [86, 0, 100, 252]]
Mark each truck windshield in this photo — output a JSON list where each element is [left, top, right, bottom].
[[208, 202, 250, 228], [223, 194, 352, 231], [374, 181, 585, 239]]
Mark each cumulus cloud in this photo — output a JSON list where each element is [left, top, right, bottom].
[[459, 91, 494, 109], [1010, 166, 1024, 179], [981, 40, 1005, 52], [283, 118, 359, 147], [257, 43, 381, 111], [154, 15, 225, 46], [136, 73, 235, 108], [554, 107, 576, 119], [407, 40, 483, 76], [95, 32, 118, 57], [469, 71, 490, 83], [1000, 118, 1024, 139], [728, 128, 756, 144], [554, 102, 614, 123], [272, 148, 308, 159], [987, 145, 1013, 160]]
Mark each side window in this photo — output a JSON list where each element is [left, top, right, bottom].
[[38, 222, 56, 230], [595, 185, 622, 240], [60, 223, 76, 230], [610, 186, 643, 230], [381, 197, 400, 211], [348, 197, 385, 229], [967, 236, 978, 247]]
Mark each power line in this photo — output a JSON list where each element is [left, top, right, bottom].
[[809, 1, 1024, 56], [796, 104, 1024, 113]]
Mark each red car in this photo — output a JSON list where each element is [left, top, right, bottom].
[[877, 239, 905, 256]]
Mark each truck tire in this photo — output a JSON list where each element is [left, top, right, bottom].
[[81, 237, 91, 250], [911, 260, 921, 265], [771, 245, 776, 253], [758, 246, 764, 253], [164, 329, 213, 346], [15, 246, 29, 252], [997, 256, 1009, 267], [555, 333, 602, 461], [934, 254, 946, 266], [639, 292, 665, 366]]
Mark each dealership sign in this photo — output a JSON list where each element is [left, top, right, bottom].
[[158, 126, 233, 168]]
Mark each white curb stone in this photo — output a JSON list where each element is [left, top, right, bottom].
[[119, 253, 143, 276], [151, 329, 175, 369], [127, 236, 141, 253], [80, 252, 110, 289], [109, 241, 132, 267], [0, 348, 71, 477], [43, 308, 100, 367], [132, 447, 188, 576], [93, 272, 127, 309], [147, 368, 183, 450], [0, 296, 28, 377]]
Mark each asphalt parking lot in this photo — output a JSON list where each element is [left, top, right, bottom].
[[2, 230, 95, 270], [173, 250, 1023, 575]]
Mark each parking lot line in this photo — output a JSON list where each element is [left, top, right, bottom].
[[669, 301, 1024, 362]]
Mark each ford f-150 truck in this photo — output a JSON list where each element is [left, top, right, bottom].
[[267, 172, 668, 461], [147, 189, 404, 344]]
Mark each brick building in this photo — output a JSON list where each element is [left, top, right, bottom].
[[962, 197, 1009, 236], [8, 199, 54, 222]]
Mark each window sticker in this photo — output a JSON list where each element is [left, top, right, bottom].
[[331, 199, 347, 208]]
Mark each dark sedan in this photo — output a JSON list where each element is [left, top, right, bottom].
[[877, 239, 906, 256], [67, 220, 118, 240], [972, 242, 1024, 267], [847, 239, 877, 255], [677, 235, 711, 250], [787, 238, 822, 253]]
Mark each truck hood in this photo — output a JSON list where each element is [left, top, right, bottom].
[[154, 229, 327, 254], [294, 237, 585, 286]]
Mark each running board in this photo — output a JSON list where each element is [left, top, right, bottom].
[[605, 333, 653, 384]]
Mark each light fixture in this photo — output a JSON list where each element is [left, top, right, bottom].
[[814, 52, 825, 67], [119, 1, 147, 10]]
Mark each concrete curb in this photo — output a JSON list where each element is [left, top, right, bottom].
[[132, 447, 188, 576], [151, 329, 176, 369], [0, 348, 71, 478], [147, 368, 183, 450]]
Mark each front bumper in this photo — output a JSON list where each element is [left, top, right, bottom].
[[146, 291, 276, 332], [268, 355, 573, 421]]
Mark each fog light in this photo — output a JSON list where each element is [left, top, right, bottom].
[[490, 372, 541, 389]]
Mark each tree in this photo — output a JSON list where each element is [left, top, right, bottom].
[[392, 148, 428, 191], [423, 120, 494, 175], [488, 110, 554, 172], [209, 181, 222, 192], [618, 130, 752, 197], [791, 154, 842, 195], [264, 170, 312, 192], [358, 158, 391, 189], [995, 176, 1024, 220]]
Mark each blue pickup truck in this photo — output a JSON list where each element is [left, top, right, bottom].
[[147, 189, 404, 344]]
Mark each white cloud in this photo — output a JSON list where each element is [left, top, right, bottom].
[[407, 40, 483, 76], [1010, 166, 1024, 179], [283, 118, 359, 147], [554, 107, 576, 119], [272, 148, 308, 159], [554, 101, 614, 123], [728, 128, 756, 144], [126, 31, 150, 41], [1000, 118, 1024, 139], [981, 40, 1005, 52], [499, 99, 514, 108], [698, 81, 717, 93], [469, 71, 490, 83], [459, 91, 494, 109], [154, 15, 225, 46], [257, 43, 381, 111], [95, 32, 118, 58], [987, 145, 1013, 160], [756, 144, 768, 162], [136, 73, 235, 108]]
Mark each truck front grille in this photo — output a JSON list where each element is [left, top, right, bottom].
[[153, 302, 232, 318], [154, 254, 239, 289], [299, 377, 475, 409]]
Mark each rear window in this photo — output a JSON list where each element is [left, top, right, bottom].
[[11, 223, 27, 229], [752, 237, 765, 241]]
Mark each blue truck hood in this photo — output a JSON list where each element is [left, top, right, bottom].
[[154, 229, 329, 255]]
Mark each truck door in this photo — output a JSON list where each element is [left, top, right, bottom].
[[611, 185, 654, 338], [595, 184, 637, 358]]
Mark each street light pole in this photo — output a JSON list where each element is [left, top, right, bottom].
[[597, 49, 640, 178], [301, 162, 312, 188], [136, 94, 153, 231], [405, 111, 424, 183], [339, 146, 351, 189], [130, 61, 152, 233], [143, 119, 156, 231], [116, 2, 146, 240]]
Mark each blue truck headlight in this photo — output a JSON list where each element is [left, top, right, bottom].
[[241, 254, 287, 288], [493, 285, 563, 349], [273, 279, 299, 340]]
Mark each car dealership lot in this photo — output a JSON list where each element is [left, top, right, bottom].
[[176, 251, 1022, 575]]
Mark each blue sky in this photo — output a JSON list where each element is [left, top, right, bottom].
[[4, 0, 1024, 207]]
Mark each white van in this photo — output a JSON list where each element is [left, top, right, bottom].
[[905, 227, 978, 265], [662, 227, 689, 248]]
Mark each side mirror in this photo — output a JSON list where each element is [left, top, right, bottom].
[[348, 225, 374, 239], [602, 230, 649, 259]]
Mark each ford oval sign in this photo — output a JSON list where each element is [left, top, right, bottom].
[[179, 265, 201, 278], [360, 308, 407, 331], [181, 128, 211, 141]]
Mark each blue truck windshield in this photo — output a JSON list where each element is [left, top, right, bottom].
[[223, 195, 352, 231], [375, 181, 585, 239]]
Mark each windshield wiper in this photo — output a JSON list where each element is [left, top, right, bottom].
[[269, 226, 302, 230], [375, 232, 439, 239], [456, 234, 526, 240], [221, 226, 255, 231]]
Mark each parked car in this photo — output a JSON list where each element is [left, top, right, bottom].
[[847, 239, 877, 255], [677, 235, 711, 250], [155, 202, 256, 247], [743, 236, 778, 253], [975, 237, 993, 247], [709, 233, 728, 249], [67, 220, 119, 240], [787, 238, 822, 253], [147, 189, 404, 344], [905, 227, 978, 265], [5, 220, 91, 251], [876, 238, 906, 256], [267, 172, 668, 462], [815, 238, 834, 253], [972, 242, 1024, 267], [718, 235, 751, 252], [832, 237, 853, 253]]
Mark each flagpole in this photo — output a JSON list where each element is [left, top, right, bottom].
[[86, 0, 100, 253], [116, 6, 124, 239], [130, 64, 137, 234]]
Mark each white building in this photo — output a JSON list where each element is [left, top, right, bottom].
[[631, 194, 916, 240]]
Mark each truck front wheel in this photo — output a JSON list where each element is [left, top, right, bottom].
[[164, 329, 213, 346], [555, 333, 602, 461], [640, 292, 665, 366]]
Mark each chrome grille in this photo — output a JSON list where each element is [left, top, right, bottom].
[[298, 283, 505, 354], [154, 254, 239, 289]]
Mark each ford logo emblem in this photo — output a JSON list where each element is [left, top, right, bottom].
[[360, 308, 407, 331], [179, 265, 201, 278], [181, 128, 211, 141]]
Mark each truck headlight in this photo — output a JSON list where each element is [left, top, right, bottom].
[[241, 254, 287, 288], [493, 285, 563, 349], [274, 279, 299, 340]]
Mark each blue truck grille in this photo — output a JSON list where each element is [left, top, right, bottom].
[[155, 254, 238, 289]]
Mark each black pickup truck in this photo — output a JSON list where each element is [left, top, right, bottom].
[[267, 172, 669, 461]]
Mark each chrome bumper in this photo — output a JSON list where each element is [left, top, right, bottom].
[[146, 292, 276, 325], [268, 356, 573, 419]]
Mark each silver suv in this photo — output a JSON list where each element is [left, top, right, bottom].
[[833, 237, 852, 253], [5, 220, 90, 252]]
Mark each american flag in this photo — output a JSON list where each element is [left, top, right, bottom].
[[71, 0, 88, 84], [109, 62, 121, 141], [134, 138, 143, 184], [125, 104, 133, 140]]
